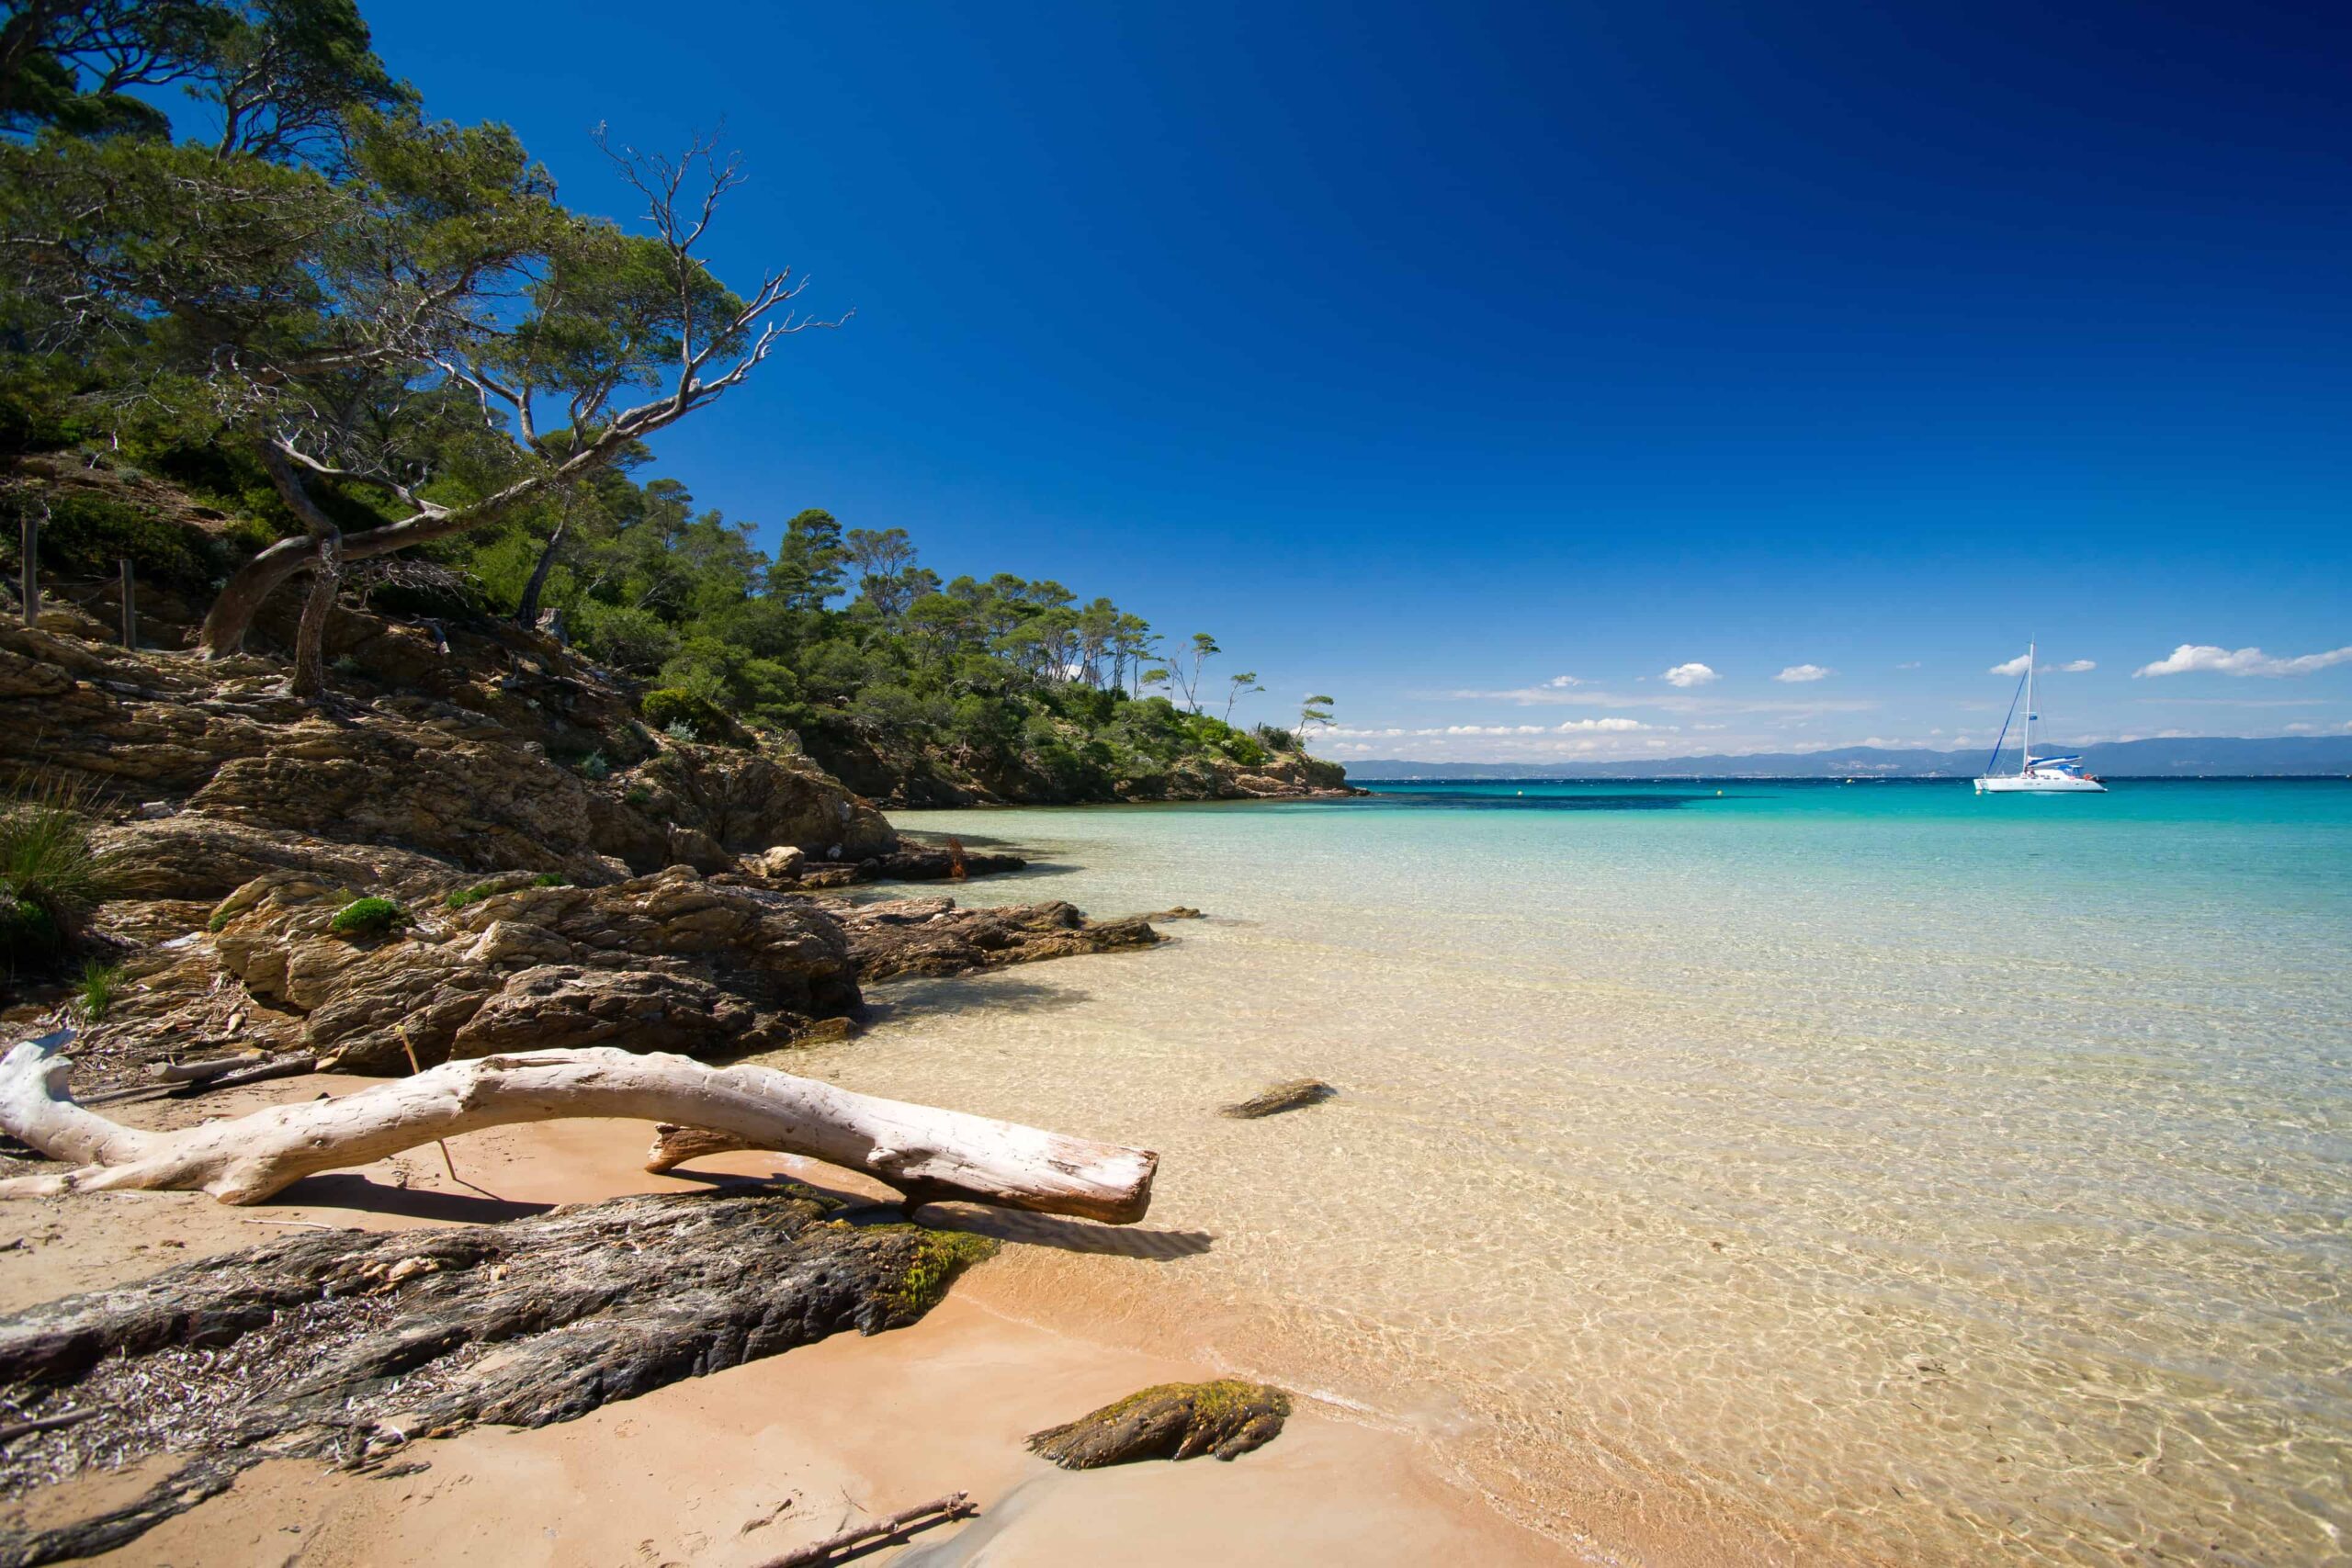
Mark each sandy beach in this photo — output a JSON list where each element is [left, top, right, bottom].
[[0, 1074, 1573, 1566]]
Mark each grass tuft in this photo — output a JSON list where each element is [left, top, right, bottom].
[[328, 896, 410, 940], [77, 959, 124, 1020], [0, 773, 112, 965]]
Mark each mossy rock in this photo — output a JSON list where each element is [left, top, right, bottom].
[[1026, 1380, 1292, 1468], [862, 1224, 999, 1320]]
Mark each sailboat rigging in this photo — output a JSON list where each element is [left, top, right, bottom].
[[1975, 640, 2107, 795]]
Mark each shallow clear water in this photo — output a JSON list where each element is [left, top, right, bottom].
[[781, 780, 2352, 1564]]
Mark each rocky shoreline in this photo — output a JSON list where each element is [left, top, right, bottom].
[[0, 611, 1456, 1564]]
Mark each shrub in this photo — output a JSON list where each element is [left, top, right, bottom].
[[328, 897, 410, 940], [640, 688, 740, 746], [16, 490, 211, 590], [578, 604, 679, 675], [444, 883, 493, 910], [1222, 733, 1270, 768], [532, 871, 567, 886], [624, 784, 654, 809], [77, 960, 124, 1020], [576, 750, 611, 781], [0, 775, 108, 963]]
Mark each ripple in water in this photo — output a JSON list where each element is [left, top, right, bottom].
[[784, 781, 2352, 1565]]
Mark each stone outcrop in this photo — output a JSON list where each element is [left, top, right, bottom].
[[0, 1189, 995, 1568], [207, 866, 859, 1072], [0, 622, 892, 883], [842, 897, 1161, 982]]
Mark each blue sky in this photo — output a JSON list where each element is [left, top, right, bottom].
[[356, 0, 2348, 761]]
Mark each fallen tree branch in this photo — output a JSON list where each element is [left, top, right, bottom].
[[762, 1493, 976, 1567], [0, 1041, 1156, 1223], [164, 1053, 318, 1097]]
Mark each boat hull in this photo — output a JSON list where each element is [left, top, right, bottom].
[[1975, 774, 2107, 794]]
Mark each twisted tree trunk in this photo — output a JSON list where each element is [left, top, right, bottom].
[[0, 1039, 1157, 1223]]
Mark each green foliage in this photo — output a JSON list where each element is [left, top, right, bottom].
[[639, 687, 740, 746], [77, 960, 125, 1021], [0, 775, 109, 964], [445, 871, 563, 909], [0, 0, 1326, 806], [13, 490, 214, 590], [208, 902, 236, 932], [328, 895, 408, 938]]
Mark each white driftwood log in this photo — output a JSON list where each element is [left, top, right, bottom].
[[0, 1037, 1157, 1223]]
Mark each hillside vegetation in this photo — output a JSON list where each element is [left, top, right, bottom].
[[0, 0, 1343, 806]]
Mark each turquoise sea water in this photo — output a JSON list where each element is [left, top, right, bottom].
[[783, 779, 2352, 1564]]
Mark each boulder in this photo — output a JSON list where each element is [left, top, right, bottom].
[[744, 843, 808, 878], [208, 866, 859, 1071], [0, 1190, 994, 1566], [842, 897, 1161, 982], [1026, 1381, 1292, 1468]]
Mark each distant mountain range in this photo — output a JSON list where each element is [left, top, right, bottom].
[[1342, 736, 2352, 780]]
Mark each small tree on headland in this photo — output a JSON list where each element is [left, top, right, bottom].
[[1170, 631, 1217, 713], [1296, 694, 1335, 748], [1223, 670, 1261, 723]]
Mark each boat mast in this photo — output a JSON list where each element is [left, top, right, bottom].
[[2022, 638, 2034, 776]]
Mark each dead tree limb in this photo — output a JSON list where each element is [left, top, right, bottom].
[[762, 1493, 976, 1567], [0, 1040, 1156, 1222]]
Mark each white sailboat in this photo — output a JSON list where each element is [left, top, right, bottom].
[[1975, 640, 2106, 795]]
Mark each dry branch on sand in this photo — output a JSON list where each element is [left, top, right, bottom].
[[0, 1035, 1155, 1223]]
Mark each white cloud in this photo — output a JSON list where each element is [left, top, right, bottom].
[[1773, 663, 1832, 683], [1990, 654, 2096, 677], [1662, 662, 1718, 688], [2132, 644, 2352, 679], [1543, 674, 1582, 688], [1555, 717, 1649, 732], [1896, 661, 1922, 671]]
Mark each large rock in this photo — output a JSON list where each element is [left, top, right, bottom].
[[0, 1190, 995, 1568], [0, 622, 898, 885], [90, 818, 481, 903], [596, 744, 896, 872], [841, 897, 1162, 982], [208, 866, 858, 1071]]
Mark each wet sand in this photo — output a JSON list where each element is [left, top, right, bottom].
[[0, 1075, 1571, 1566]]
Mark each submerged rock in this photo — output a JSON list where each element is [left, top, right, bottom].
[[842, 897, 1160, 982], [1026, 1380, 1292, 1468], [1220, 1078, 1338, 1119], [0, 1190, 996, 1566]]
